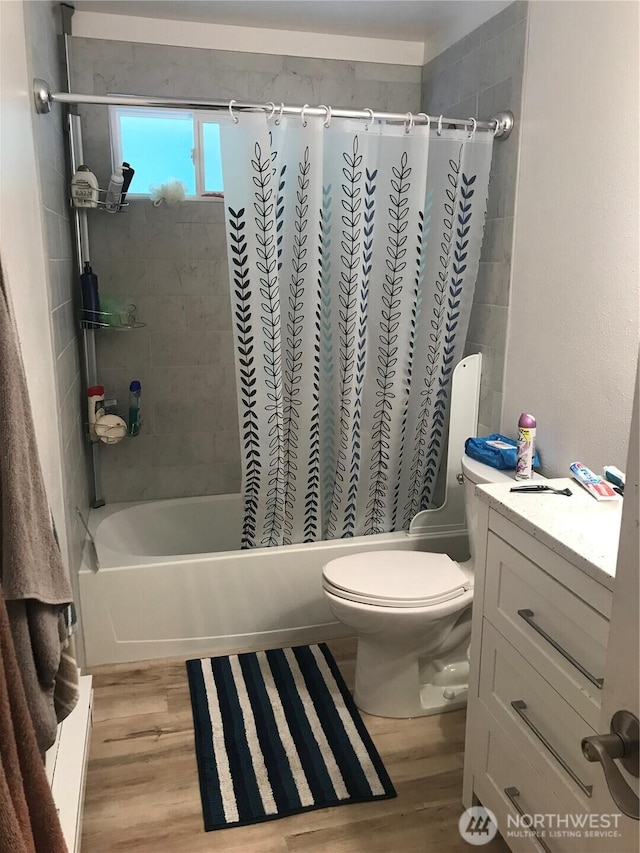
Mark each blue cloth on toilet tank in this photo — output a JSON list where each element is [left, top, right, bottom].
[[465, 434, 541, 471]]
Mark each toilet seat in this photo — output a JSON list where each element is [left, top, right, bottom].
[[322, 550, 471, 608]]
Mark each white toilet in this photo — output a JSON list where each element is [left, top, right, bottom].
[[322, 454, 545, 718]]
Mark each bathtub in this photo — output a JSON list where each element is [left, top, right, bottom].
[[79, 494, 470, 667]]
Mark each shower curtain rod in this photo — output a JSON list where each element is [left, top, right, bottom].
[[32, 78, 514, 139]]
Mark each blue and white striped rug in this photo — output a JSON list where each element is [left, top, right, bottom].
[[186, 643, 396, 831]]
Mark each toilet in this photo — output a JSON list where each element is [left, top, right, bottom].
[[322, 453, 545, 718]]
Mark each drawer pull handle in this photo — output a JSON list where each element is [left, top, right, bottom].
[[517, 609, 604, 689], [511, 700, 593, 796], [504, 786, 553, 853]]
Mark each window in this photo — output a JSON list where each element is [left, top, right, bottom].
[[109, 106, 224, 199]]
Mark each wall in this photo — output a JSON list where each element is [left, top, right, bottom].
[[69, 36, 422, 502], [22, 2, 91, 614], [503, 1, 639, 475], [69, 9, 426, 65], [0, 1, 72, 580], [86, 197, 240, 502], [421, 0, 527, 433]]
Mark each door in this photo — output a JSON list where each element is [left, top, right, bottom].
[[584, 354, 639, 851]]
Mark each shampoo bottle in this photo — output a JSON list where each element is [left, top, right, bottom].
[[80, 262, 100, 327], [71, 165, 99, 208], [128, 380, 142, 436], [515, 413, 537, 480], [105, 166, 124, 212]]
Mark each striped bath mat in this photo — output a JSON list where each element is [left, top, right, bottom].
[[186, 643, 396, 831]]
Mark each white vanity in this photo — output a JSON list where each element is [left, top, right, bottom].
[[463, 477, 625, 852]]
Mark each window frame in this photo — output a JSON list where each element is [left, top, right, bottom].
[[108, 105, 224, 201]]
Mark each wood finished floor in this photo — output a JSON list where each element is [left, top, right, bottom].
[[82, 637, 510, 852]]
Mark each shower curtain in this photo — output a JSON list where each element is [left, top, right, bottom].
[[219, 113, 493, 548]]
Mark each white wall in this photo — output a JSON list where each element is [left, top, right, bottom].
[[0, 0, 69, 559], [71, 11, 425, 65], [502, 0, 640, 476]]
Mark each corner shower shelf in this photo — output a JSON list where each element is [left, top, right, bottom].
[[70, 189, 129, 212], [80, 308, 146, 331], [85, 421, 142, 442]]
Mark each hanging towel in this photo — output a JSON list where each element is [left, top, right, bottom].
[[0, 260, 78, 752], [54, 627, 80, 722], [0, 589, 68, 853]]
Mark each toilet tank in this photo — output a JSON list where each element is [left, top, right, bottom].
[[461, 454, 546, 560]]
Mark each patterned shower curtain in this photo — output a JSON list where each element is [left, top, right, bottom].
[[219, 113, 493, 548]]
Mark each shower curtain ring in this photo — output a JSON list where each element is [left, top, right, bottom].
[[363, 108, 375, 131], [300, 104, 310, 127], [417, 112, 431, 130], [275, 102, 285, 125], [437, 115, 444, 136], [467, 117, 477, 138], [319, 104, 332, 128], [404, 112, 414, 134], [228, 99, 239, 124], [265, 101, 276, 121]]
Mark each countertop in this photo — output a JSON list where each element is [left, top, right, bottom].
[[477, 478, 622, 590]]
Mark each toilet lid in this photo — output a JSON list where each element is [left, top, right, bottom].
[[322, 551, 470, 608]]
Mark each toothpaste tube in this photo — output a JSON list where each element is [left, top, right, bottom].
[[570, 462, 620, 501]]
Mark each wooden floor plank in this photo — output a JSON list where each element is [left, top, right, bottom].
[[81, 637, 509, 853]]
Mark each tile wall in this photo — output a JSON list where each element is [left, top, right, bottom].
[[69, 37, 422, 502], [23, 1, 90, 617], [422, 1, 528, 433]]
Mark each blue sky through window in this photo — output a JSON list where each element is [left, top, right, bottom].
[[119, 114, 196, 196]]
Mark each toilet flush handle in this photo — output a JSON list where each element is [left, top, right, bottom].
[[456, 473, 464, 485]]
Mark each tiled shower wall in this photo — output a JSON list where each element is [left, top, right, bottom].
[[23, 2, 90, 613], [69, 37, 422, 502], [422, 1, 528, 434]]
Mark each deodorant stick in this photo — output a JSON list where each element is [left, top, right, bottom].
[[515, 413, 537, 480]]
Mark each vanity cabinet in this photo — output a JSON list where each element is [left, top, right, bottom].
[[463, 481, 621, 853]]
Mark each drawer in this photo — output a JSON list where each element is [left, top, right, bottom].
[[484, 533, 608, 728], [479, 620, 597, 804], [472, 709, 614, 853]]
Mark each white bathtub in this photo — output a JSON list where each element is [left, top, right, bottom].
[[79, 494, 469, 666]]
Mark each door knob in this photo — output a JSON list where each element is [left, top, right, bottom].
[[582, 710, 639, 820]]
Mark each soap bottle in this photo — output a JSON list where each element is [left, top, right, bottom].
[[71, 165, 99, 208], [105, 166, 124, 212], [87, 385, 105, 440], [128, 380, 142, 436], [80, 262, 100, 328], [515, 413, 537, 480]]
